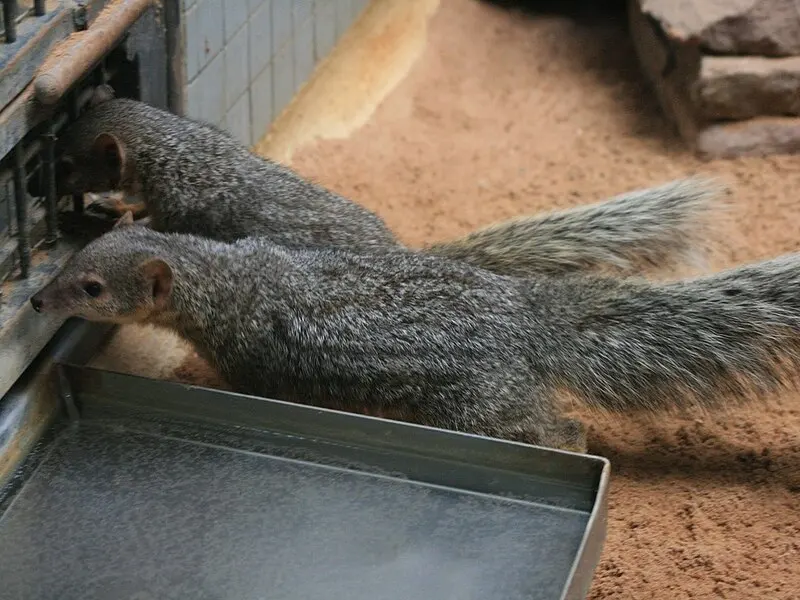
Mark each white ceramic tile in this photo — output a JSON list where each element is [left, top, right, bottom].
[[250, 64, 273, 144], [271, 0, 292, 56], [293, 15, 314, 90], [193, 49, 226, 125], [185, 77, 201, 119], [293, 0, 313, 24], [314, 0, 337, 62], [184, 5, 200, 81], [249, 0, 272, 81], [248, 0, 265, 16], [197, 0, 225, 72], [272, 45, 294, 119], [351, 0, 368, 19], [182, 0, 198, 11], [226, 22, 249, 110], [224, 0, 248, 42], [227, 90, 253, 147], [335, 0, 352, 39]]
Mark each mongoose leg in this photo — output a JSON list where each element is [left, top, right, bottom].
[[550, 417, 589, 454], [86, 192, 149, 219], [497, 415, 588, 454]]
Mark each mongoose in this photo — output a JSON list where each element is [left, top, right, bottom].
[[32, 85, 724, 278], [31, 218, 800, 452]]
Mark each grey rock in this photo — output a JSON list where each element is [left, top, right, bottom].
[[640, 0, 800, 57], [694, 55, 800, 119], [697, 116, 800, 158]]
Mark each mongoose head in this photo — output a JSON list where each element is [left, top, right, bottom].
[[30, 213, 173, 324], [28, 85, 135, 199]]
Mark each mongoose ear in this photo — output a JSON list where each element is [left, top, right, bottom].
[[92, 133, 126, 183], [141, 258, 173, 311], [113, 211, 136, 230], [89, 84, 116, 108]]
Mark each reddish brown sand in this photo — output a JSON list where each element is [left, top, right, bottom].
[[281, 1, 800, 598]]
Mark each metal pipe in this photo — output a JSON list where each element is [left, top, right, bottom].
[[42, 126, 58, 246], [12, 146, 30, 278], [3, 0, 18, 44], [0, 140, 42, 190], [33, 0, 154, 105], [5, 179, 13, 235], [67, 91, 84, 215], [0, 110, 71, 191]]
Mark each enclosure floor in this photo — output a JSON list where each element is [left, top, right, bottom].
[[286, 1, 800, 597], [91, 0, 799, 598]]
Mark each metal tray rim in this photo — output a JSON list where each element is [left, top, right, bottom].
[[1, 320, 611, 600]]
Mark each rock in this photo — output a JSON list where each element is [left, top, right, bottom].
[[639, 0, 800, 57], [697, 116, 800, 158], [628, 0, 702, 143], [629, 1, 800, 159], [694, 55, 800, 119]]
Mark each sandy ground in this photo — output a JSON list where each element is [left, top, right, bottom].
[[287, 1, 800, 598], [91, 0, 798, 597]]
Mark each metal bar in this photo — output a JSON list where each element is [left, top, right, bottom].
[[5, 179, 13, 234], [163, 0, 185, 114], [0, 319, 114, 487], [56, 365, 79, 421], [0, 108, 68, 190], [3, 0, 17, 44], [0, 85, 52, 162], [41, 125, 58, 246], [0, 140, 41, 190], [33, 0, 155, 105], [0, 238, 93, 398], [33, 0, 45, 17], [0, 82, 104, 210], [12, 146, 30, 278], [0, 43, 121, 159], [0, 4, 74, 116], [68, 90, 84, 214]]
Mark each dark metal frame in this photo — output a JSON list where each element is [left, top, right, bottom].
[[0, 0, 170, 400], [2, 2, 48, 46]]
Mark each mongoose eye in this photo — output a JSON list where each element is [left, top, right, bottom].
[[83, 282, 104, 298]]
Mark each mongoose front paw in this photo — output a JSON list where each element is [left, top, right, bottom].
[[86, 192, 148, 219], [553, 418, 589, 454]]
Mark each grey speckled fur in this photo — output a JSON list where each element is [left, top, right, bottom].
[[45, 88, 725, 278], [32, 226, 800, 451]]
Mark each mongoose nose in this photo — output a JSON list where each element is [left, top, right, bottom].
[[30, 295, 43, 313]]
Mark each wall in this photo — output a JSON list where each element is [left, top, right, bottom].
[[179, 0, 370, 147]]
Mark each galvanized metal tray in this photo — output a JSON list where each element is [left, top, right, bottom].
[[0, 324, 610, 600]]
